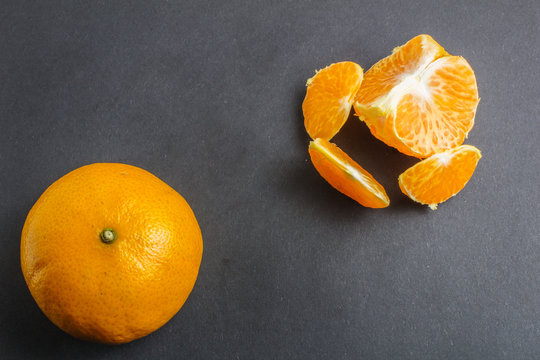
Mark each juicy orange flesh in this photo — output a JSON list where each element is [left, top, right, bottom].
[[354, 34, 479, 158], [309, 138, 389, 208], [356, 34, 448, 105], [390, 56, 479, 157], [303, 61, 363, 140], [398, 145, 481, 207]]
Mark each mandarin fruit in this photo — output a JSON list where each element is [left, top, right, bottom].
[[354, 34, 479, 158], [398, 145, 482, 209], [303, 61, 364, 140], [21, 163, 203, 344], [309, 138, 389, 208]]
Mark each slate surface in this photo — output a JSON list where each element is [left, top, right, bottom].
[[1, 1, 539, 359]]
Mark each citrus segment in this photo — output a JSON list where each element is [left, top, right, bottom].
[[303, 62, 364, 140], [355, 34, 448, 105], [398, 145, 482, 209], [390, 56, 479, 157], [354, 35, 479, 158], [309, 138, 389, 208]]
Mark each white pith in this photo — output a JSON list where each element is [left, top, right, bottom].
[[370, 52, 439, 117], [339, 96, 352, 112], [339, 65, 363, 112], [432, 151, 453, 166]]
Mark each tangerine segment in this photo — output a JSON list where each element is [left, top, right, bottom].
[[355, 34, 448, 105], [389, 56, 479, 157], [398, 145, 482, 209], [303, 62, 364, 140], [309, 138, 389, 208], [354, 35, 479, 158]]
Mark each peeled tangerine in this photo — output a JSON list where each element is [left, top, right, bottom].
[[354, 34, 479, 158], [309, 138, 389, 208], [398, 145, 482, 209]]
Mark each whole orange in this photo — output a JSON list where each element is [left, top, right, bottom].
[[20, 163, 203, 344]]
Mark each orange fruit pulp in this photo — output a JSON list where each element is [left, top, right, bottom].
[[309, 138, 389, 208], [354, 34, 479, 158], [398, 145, 482, 209], [303, 61, 364, 140], [20, 163, 203, 344]]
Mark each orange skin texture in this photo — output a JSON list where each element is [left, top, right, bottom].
[[21, 163, 203, 344]]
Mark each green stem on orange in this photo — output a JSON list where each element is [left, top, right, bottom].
[[100, 228, 117, 244]]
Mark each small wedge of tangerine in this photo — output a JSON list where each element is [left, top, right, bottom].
[[398, 145, 482, 209], [309, 138, 389, 208], [303, 61, 364, 140], [354, 34, 479, 158]]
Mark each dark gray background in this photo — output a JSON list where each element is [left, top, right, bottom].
[[1, 1, 539, 359]]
